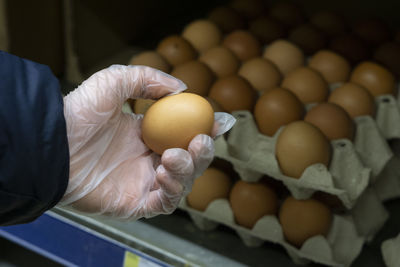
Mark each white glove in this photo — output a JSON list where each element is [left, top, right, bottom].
[[60, 65, 235, 219]]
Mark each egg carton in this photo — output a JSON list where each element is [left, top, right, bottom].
[[214, 111, 392, 209], [179, 186, 388, 267], [374, 90, 400, 140], [381, 233, 400, 267]]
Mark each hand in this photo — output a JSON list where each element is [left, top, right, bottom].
[[61, 65, 235, 219]]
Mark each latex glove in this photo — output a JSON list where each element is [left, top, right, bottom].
[[61, 65, 235, 219]]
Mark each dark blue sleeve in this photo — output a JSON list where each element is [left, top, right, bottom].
[[0, 51, 69, 225]]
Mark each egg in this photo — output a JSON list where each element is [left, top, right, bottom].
[[199, 46, 240, 78], [254, 88, 304, 136], [288, 24, 327, 55], [281, 67, 329, 104], [263, 39, 305, 76], [229, 180, 278, 229], [134, 99, 156, 114], [230, 0, 264, 19], [182, 20, 222, 52], [308, 50, 351, 84], [208, 75, 257, 112], [249, 16, 286, 45], [310, 11, 347, 37], [279, 196, 332, 247], [222, 30, 262, 61], [208, 6, 245, 33], [268, 2, 305, 28], [304, 103, 355, 141], [156, 35, 197, 66], [329, 34, 370, 65], [276, 121, 332, 178], [170, 61, 214, 96], [238, 57, 282, 93], [129, 51, 171, 73], [205, 97, 225, 112], [328, 82, 376, 118], [350, 61, 396, 96], [186, 168, 231, 211], [352, 18, 391, 47], [141, 93, 214, 155], [374, 42, 400, 78]]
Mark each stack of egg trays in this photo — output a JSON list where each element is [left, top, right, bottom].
[[179, 102, 394, 266], [381, 233, 400, 267]]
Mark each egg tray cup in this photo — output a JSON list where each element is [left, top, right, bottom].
[[381, 233, 400, 267], [178, 190, 384, 267], [214, 110, 393, 209]]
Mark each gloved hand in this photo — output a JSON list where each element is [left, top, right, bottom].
[[61, 65, 235, 219]]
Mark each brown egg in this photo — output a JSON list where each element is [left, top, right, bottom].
[[208, 6, 245, 33], [238, 57, 282, 93], [134, 99, 156, 114], [352, 18, 391, 47], [129, 51, 171, 73], [230, 180, 278, 229], [208, 75, 257, 113], [328, 82, 376, 118], [187, 168, 231, 211], [329, 34, 370, 65], [156, 35, 197, 66], [263, 39, 305, 76], [308, 50, 351, 83], [288, 24, 327, 55], [281, 67, 329, 104], [350, 61, 396, 97], [249, 16, 286, 44], [205, 97, 225, 112], [223, 30, 262, 61], [199, 46, 240, 78], [142, 93, 214, 155], [182, 20, 222, 52], [374, 42, 400, 78], [170, 61, 214, 96], [254, 88, 304, 136], [230, 0, 264, 19], [310, 11, 347, 37], [279, 196, 332, 247], [269, 2, 305, 28], [304, 103, 355, 141], [276, 121, 332, 178]]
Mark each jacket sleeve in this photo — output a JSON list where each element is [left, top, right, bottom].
[[0, 51, 69, 225]]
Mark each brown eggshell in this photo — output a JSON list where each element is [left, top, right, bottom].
[[230, 0, 264, 19], [304, 103, 355, 141], [171, 61, 214, 96], [238, 57, 282, 93], [141, 93, 214, 155], [229, 180, 278, 229], [279, 196, 333, 247], [288, 24, 327, 55], [310, 11, 347, 37], [134, 99, 156, 114], [182, 20, 222, 52], [208, 6, 245, 33], [254, 88, 304, 136], [352, 18, 391, 47], [350, 61, 396, 97], [223, 30, 262, 61], [187, 168, 231, 211], [205, 97, 225, 112], [208, 75, 257, 113], [281, 67, 329, 104], [268, 2, 305, 28], [275, 121, 332, 178], [308, 50, 351, 83], [263, 39, 305, 76], [374, 42, 400, 78], [199, 46, 240, 78], [156, 35, 197, 66], [249, 16, 286, 44], [328, 82, 376, 118], [329, 34, 370, 65], [129, 51, 171, 73]]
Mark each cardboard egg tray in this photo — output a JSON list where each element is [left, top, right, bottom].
[[375, 91, 400, 140], [381, 233, 400, 267], [179, 186, 389, 267], [214, 110, 393, 209]]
